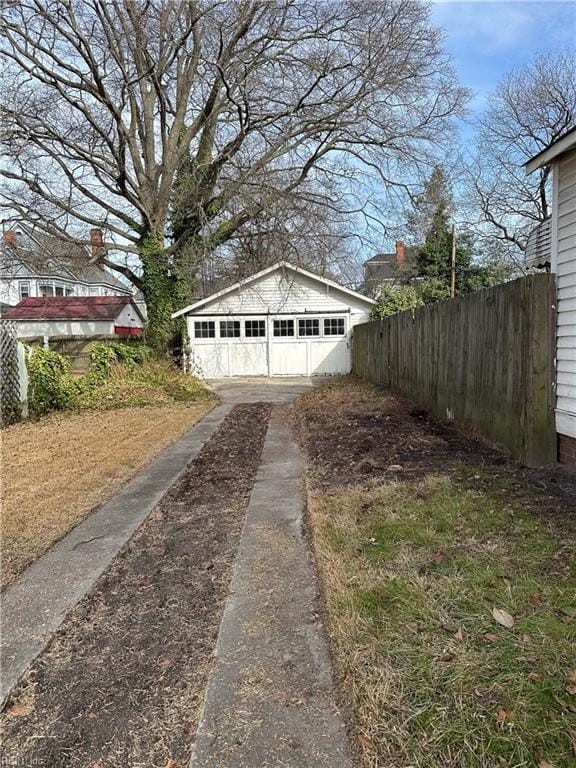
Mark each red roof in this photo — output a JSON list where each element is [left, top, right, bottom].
[[4, 295, 139, 321]]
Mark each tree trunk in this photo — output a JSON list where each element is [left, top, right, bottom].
[[139, 233, 188, 356]]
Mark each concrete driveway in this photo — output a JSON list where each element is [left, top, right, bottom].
[[205, 376, 322, 404]]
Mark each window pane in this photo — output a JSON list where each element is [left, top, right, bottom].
[[55, 285, 64, 296], [324, 317, 345, 336], [273, 319, 294, 337], [220, 320, 240, 338], [194, 321, 215, 338], [39, 284, 54, 296], [298, 318, 319, 336], [19, 282, 29, 298], [245, 320, 266, 337]]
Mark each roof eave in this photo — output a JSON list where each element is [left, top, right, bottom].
[[525, 127, 576, 174]]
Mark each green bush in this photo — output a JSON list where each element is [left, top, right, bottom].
[[371, 284, 424, 319], [25, 341, 208, 417], [87, 341, 151, 381], [26, 347, 79, 416]]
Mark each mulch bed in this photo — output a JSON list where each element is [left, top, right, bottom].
[[1, 403, 272, 768], [294, 377, 576, 515]]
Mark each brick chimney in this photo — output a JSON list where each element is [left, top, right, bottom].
[[395, 240, 405, 267], [3, 229, 17, 246], [90, 228, 103, 258]]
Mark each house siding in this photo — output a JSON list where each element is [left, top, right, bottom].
[[554, 147, 576, 441]]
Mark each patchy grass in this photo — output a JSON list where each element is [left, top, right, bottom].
[[295, 377, 576, 768], [1, 398, 215, 588]]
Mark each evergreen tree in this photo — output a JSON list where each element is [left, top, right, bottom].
[[406, 170, 514, 303]]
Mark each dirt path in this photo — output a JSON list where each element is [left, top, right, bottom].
[[1, 403, 271, 768]]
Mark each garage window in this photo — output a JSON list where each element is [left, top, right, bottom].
[[220, 320, 240, 338], [273, 319, 294, 337], [245, 320, 266, 337], [298, 318, 319, 337], [194, 320, 215, 338], [324, 317, 345, 336]]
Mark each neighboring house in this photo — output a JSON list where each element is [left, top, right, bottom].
[[4, 296, 144, 343], [525, 217, 552, 271], [361, 241, 413, 296], [172, 261, 376, 378], [0, 227, 132, 307], [525, 126, 576, 467]]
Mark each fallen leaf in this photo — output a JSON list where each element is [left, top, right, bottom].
[[438, 654, 454, 663], [496, 707, 508, 727], [387, 464, 404, 472], [528, 672, 543, 681], [6, 704, 33, 718], [538, 761, 555, 768], [568, 670, 576, 684], [358, 734, 373, 750], [492, 607, 514, 629], [483, 632, 498, 642], [522, 634, 533, 644], [86, 712, 97, 720], [454, 627, 464, 642], [566, 683, 576, 696], [528, 593, 541, 606], [164, 760, 177, 768]]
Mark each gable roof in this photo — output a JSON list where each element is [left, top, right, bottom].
[[525, 126, 576, 174], [172, 260, 376, 318], [4, 295, 143, 322]]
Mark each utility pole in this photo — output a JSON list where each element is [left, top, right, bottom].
[[450, 224, 456, 299]]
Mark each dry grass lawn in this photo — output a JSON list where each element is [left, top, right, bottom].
[[1, 400, 215, 588]]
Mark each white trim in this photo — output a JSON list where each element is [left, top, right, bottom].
[[525, 128, 576, 174], [556, 409, 576, 440], [172, 261, 375, 318], [551, 160, 560, 276]]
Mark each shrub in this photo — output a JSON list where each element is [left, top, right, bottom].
[[371, 284, 424, 319], [25, 341, 209, 417], [87, 341, 151, 381], [26, 347, 79, 416]]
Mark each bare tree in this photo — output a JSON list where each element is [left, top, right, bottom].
[[466, 52, 576, 256], [1, 0, 467, 349]]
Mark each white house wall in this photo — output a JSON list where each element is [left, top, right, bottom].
[[15, 320, 115, 339], [553, 147, 576, 439], [115, 303, 143, 328]]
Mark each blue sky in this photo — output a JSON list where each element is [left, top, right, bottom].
[[431, 0, 576, 124]]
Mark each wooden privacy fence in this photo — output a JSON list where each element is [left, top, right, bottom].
[[352, 274, 556, 466]]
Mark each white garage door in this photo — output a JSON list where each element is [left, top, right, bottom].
[[188, 315, 351, 378]]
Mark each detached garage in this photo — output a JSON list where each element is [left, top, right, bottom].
[[172, 261, 375, 378]]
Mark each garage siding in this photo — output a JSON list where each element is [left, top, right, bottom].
[[191, 270, 371, 316]]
